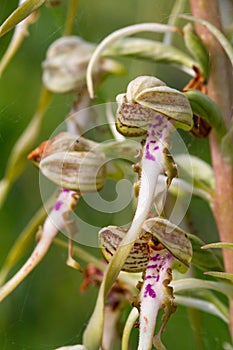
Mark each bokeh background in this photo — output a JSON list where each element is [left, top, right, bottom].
[[0, 0, 233, 349]]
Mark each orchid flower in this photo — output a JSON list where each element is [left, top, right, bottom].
[[114, 76, 193, 245], [99, 217, 192, 350]]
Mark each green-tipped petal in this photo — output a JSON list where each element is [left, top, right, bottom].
[[188, 234, 223, 272]]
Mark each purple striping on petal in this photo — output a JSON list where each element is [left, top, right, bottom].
[[147, 264, 158, 269], [145, 275, 154, 280], [145, 274, 160, 282], [54, 200, 63, 211], [155, 275, 160, 282], [144, 283, 156, 298]]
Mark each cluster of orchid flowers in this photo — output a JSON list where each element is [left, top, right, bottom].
[[1, 1, 233, 350]]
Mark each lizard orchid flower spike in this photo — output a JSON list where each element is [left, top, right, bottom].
[[83, 76, 193, 350], [99, 217, 192, 350]]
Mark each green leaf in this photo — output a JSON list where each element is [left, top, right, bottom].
[[172, 278, 233, 299], [180, 15, 233, 67], [0, 202, 48, 285], [184, 89, 227, 139], [104, 37, 197, 76], [187, 233, 223, 272], [0, 87, 52, 208], [0, 0, 46, 37], [204, 271, 233, 282], [183, 23, 209, 79], [175, 291, 229, 323], [202, 242, 233, 250]]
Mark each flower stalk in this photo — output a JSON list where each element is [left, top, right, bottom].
[[189, 0, 233, 339]]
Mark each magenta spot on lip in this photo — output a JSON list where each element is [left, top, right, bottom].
[[155, 275, 160, 282], [153, 146, 159, 151], [147, 264, 158, 269], [145, 275, 154, 279], [54, 200, 63, 211], [62, 188, 69, 193], [151, 254, 160, 261], [145, 150, 156, 161], [144, 283, 156, 298]]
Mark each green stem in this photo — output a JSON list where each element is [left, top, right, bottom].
[[163, 0, 187, 45], [0, 86, 52, 208], [189, 0, 233, 340], [63, 0, 79, 36], [0, 195, 56, 286]]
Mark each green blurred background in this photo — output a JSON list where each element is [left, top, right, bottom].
[[0, 0, 232, 349]]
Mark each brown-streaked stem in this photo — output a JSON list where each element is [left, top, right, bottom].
[[189, 0, 233, 339]]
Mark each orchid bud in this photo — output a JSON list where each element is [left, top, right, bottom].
[[42, 36, 96, 93], [42, 36, 125, 93], [40, 150, 106, 192], [28, 132, 94, 164]]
